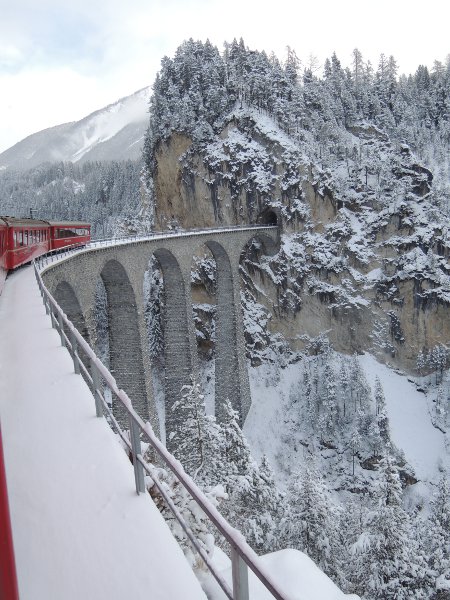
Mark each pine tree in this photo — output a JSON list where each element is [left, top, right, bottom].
[[427, 476, 450, 592], [339, 358, 350, 419], [170, 377, 223, 485], [416, 349, 426, 376], [321, 358, 339, 438], [349, 457, 432, 598], [282, 463, 342, 577], [219, 400, 283, 552]]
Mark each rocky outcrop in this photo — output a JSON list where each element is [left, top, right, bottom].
[[152, 109, 450, 374]]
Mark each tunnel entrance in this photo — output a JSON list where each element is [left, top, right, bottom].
[[258, 208, 278, 226]]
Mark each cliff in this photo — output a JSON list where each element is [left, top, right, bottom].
[[151, 107, 450, 374]]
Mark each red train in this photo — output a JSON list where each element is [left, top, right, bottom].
[[0, 217, 91, 294]]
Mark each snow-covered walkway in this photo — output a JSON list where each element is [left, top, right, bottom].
[[0, 266, 206, 600]]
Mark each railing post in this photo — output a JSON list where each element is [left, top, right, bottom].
[[70, 330, 81, 375], [50, 306, 57, 329], [231, 548, 249, 600], [90, 359, 103, 418], [129, 417, 146, 494], [57, 313, 66, 347]]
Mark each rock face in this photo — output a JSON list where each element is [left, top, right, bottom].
[[152, 109, 450, 374]]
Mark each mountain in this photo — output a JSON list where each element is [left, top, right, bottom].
[[142, 40, 450, 596], [0, 87, 151, 170]]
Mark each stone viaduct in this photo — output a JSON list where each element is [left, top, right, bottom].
[[41, 226, 279, 452]]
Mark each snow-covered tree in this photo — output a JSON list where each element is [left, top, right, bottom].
[[349, 457, 432, 598], [170, 377, 223, 484], [281, 463, 342, 578]]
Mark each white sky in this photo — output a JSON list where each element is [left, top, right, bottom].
[[0, 0, 448, 154]]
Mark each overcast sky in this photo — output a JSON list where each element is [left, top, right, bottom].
[[0, 0, 448, 154]]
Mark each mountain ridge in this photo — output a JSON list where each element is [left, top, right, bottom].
[[0, 87, 151, 170]]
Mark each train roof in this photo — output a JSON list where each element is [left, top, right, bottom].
[[0, 216, 49, 227], [47, 221, 91, 228], [0, 217, 90, 228]]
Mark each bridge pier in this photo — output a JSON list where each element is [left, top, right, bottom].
[[100, 260, 150, 427], [205, 241, 249, 424], [153, 249, 193, 452]]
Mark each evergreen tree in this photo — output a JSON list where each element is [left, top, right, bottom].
[[219, 399, 283, 552], [170, 377, 223, 483], [349, 457, 432, 598], [282, 463, 342, 577], [429, 476, 450, 591]]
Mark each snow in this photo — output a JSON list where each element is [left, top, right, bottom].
[[0, 87, 150, 169], [359, 353, 449, 482], [245, 351, 448, 502], [71, 88, 150, 162], [202, 548, 359, 600], [0, 263, 356, 600], [0, 266, 206, 600]]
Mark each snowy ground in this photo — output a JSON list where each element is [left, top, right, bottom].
[[359, 353, 448, 483], [0, 266, 206, 600], [245, 354, 449, 496]]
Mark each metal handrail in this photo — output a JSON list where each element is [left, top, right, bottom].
[[33, 255, 287, 600]]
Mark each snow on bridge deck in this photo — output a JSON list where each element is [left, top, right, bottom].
[[0, 266, 206, 600]]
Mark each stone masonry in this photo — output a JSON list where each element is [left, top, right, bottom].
[[41, 227, 279, 453]]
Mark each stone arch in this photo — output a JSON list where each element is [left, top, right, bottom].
[[251, 232, 279, 257], [54, 280, 90, 342], [100, 259, 148, 424], [151, 248, 193, 448], [54, 280, 92, 384], [205, 240, 243, 423]]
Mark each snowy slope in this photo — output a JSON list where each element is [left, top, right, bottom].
[[245, 355, 449, 489], [0, 87, 150, 170], [202, 548, 359, 600], [359, 353, 448, 482]]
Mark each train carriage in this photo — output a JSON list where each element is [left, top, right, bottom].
[[48, 221, 91, 251], [0, 217, 91, 295], [0, 217, 50, 271]]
